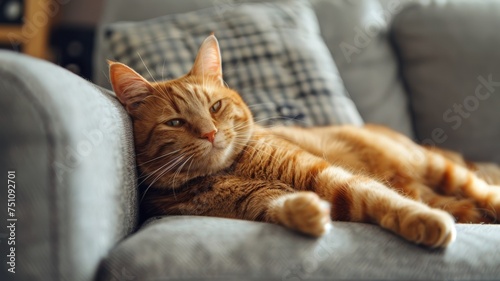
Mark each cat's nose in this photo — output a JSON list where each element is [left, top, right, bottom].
[[201, 129, 217, 144]]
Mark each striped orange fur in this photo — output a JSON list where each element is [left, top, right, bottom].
[[109, 35, 500, 248]]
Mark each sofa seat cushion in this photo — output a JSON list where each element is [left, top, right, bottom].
[[97, 216, 500, 281], [391, 1, 500, 163], [101, 0, 362, 127]]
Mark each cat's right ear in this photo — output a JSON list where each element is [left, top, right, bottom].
[[108, 60, 152, 114], [190, 35, 223, 85]]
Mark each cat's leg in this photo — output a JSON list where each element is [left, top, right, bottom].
[[420, 151, 500, 221], [314, 167, 456, 248], [325, 125, 500, 223], [470, 162, 500, 185], [408, 181, 485, 223], [362, 125, 500, 221], [241, 134, 456, 247], [422, 146, 500, 185], [347, 125, 500, 222], [150, 176, 333, 237], [226, 180, 332, 237]]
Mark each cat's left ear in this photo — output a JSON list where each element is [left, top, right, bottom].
[[190, 34, 223, 86], [108, 60, 153, 115]]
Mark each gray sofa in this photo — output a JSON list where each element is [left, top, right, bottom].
[[2, 0, 500, 281]]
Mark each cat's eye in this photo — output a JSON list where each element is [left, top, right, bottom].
[[210, 100, 222, 113], [166, 119, 185, 127]]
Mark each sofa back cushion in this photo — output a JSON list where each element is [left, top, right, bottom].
[[392, 1, 500, 163], [311, 0, 416, 137]]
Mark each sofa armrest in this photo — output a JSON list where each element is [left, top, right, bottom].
[[0, 51, 137, 281]]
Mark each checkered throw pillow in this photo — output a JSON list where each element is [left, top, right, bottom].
[[103, 0, 362, 127]]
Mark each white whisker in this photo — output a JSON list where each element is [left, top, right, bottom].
[[139, 149, 181, 166], [138, 154, 184, 185], [140, 154, 187, 203], [161, 58, 167, 81], [137, 51, 158, 84], [170, 154, 195, 196]]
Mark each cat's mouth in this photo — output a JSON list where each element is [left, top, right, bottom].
[[209, 130, 231, 150], [212, 141, 227, 150], [203, 141, 229, 154], [202, 138, 234, 159]]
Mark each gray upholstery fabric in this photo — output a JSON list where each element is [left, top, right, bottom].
[[391, 0, 500, 163], [310, 0, 416, 138], [97, 216, 500, 281], [0, 51, 138, 281]]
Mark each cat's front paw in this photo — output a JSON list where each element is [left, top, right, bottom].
[[278, 192, 332, 237], [384, 208, 456, 248]]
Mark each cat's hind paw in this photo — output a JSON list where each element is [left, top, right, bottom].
[[276, 192, 332, 237]]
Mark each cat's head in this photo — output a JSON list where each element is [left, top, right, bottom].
[[109, 35, 254, 188]]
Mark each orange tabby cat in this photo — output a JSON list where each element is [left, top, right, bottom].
[[109, 35, 500, 248]]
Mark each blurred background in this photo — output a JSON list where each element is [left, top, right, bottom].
[[0, 0, 103, 80]]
